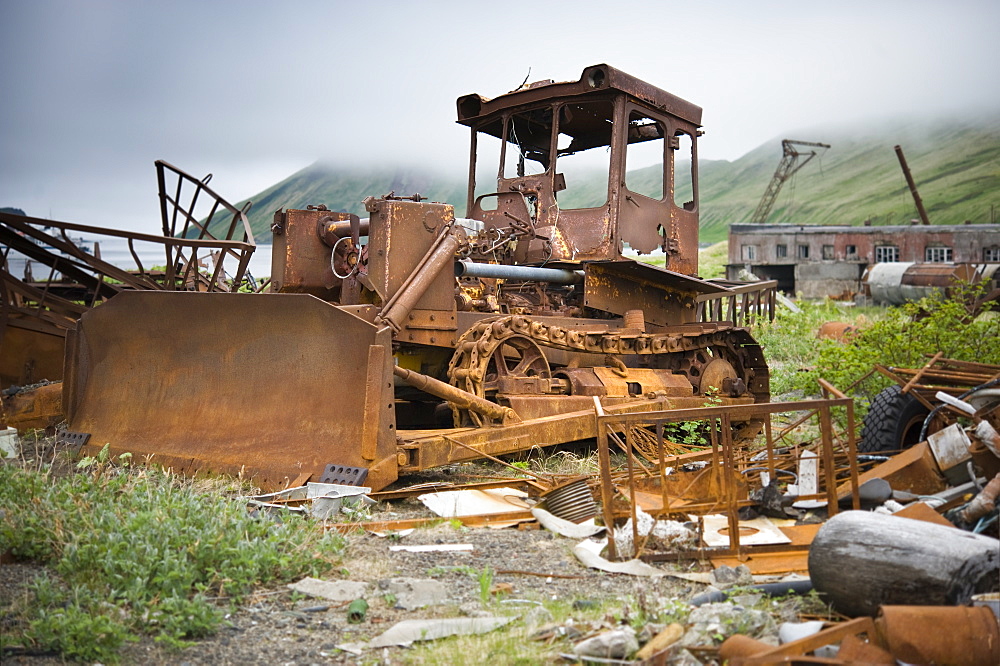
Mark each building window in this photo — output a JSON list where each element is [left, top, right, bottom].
[[984, 247, 1000, 262], [797, 244, 810, 259], [822, 245, 835, 260], [875, 245, 899, 263], [776, 244, 787, 259], [741, 244, 756, 261], [846, 244, 857, 257], [925, 246, 953, 263]]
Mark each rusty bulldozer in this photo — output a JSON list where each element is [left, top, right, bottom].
[[63, 65, 775, 491]]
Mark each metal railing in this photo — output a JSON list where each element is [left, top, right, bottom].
[[595, 392, 859, 562], [697, 279, 777, 326]]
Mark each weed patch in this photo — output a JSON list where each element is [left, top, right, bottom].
[[791, 284, 1000, 402], [0, 453, 345, 662]]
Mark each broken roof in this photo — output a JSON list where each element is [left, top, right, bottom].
[[455, 64, 703, 128]]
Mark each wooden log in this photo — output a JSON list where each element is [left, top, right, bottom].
[[808, 510, 1000, 617]]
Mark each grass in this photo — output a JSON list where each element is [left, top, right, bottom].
[[0, 447, 346, 662], [751, 282, 1000, 406], [752, 298, 883, 397]]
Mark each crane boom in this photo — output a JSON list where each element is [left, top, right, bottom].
[[751, 139, 830, 224]]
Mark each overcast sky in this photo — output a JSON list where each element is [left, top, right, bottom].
[[1, 0, 997, 233]]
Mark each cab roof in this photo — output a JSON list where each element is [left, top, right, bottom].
[[456, 64, 702, 128]]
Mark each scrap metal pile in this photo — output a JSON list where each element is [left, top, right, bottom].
[[2, 65, 998, 663]]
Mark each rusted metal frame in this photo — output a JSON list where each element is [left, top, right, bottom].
[[816, 378, 861, 510], [398, 399, 672, 472], [818, 404, 838, 515], [625, 425, 640, 557], [875, 364, 938, 410], [0, 220, 132, 298], [597, 399, 855, 558], [656, 423, 671, 519], [596, 410, 619, 560], [327, 509, 535, 534], [155, 160, 256, 287], [893, 367, 1000, 385], [717, 412, 743, 556], [606, 426, 655, 478], [440, 434, 550, 484], [369, 478, 544, 501], [4, 213, 254, 251], [644, 542, 812, 562], [764, 414, 776, 492], [599, 399, 853, 428], [740, 616, 878, 665], [900, 352, 945, 394], [155, 161, 177, 285], [2, 212, 254, 294], [0, 216, 132, 291]]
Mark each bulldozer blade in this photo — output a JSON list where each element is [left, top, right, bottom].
[[65, 291, 398, 491]]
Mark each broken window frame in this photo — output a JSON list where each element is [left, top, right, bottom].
[[501, 106, 555, 180], [875, 245, 900, 263], [741, 244, 757, 261], [797, 244, 810, 259], [554, 99, 615, 210], [985, 247, 1000, 262], [624, 110, 666, 202], [924, 246, 953, 263], [673, 129, 696, 212], [776, 244, 787, 259]]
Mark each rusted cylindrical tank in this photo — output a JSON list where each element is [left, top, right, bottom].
[[865, 262, 980, 305]]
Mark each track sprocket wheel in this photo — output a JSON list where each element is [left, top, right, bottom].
[[448, 317, 550, 427]]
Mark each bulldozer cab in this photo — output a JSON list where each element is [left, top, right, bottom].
[[457, 64, 702, 274]]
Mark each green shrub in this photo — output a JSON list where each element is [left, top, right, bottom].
[[792, 283, 1000, 402], [0, 459, 346, 662]]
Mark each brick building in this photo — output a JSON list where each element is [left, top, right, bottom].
[[726, 223, 1000, 297]]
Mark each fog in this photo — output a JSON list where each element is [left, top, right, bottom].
[[1, 0, 997, 233]]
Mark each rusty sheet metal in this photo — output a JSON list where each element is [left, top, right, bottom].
[[456, 64, 702, 128], [836, 441, 945, 499], [710, 550, 810, 576], [270, 208, 347, 297], [584, 261, 729, 327], [0, 382, 63, 432], [721, 617, 879, 666], [327, 509, 535, 534], [65, 291, 399, 491], [876, 605, 1000, 666], [0, 322, 66, 388]]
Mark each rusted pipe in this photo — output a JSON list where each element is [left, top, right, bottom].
[[392, 365, 517, 424], [377, 231, 460, 332], [894, 145, 931, 226], [455, 260, 584, 285], [959, 471, 1000, 524], [318, 218, 370, 244]]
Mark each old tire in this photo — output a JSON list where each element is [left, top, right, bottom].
[[859, 385, 930, 454]]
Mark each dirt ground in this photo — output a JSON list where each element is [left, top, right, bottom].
[[4, 430, 832, 666], [2, 493, 706, 665]]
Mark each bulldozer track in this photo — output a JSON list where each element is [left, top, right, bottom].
[[447, 315, 769, 411]]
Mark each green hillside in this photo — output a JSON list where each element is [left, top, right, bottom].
[[696, 114, 1000, 243], [221, 114, 1000, 245]]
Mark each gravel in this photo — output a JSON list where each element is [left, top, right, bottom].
[[2, 479, 706, 665]]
